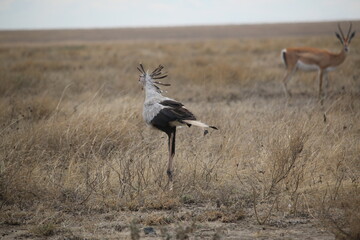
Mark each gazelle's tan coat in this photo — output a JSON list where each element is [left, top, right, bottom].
[[281, 23, 355, 98]]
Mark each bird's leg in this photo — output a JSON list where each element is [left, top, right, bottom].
[[167, 128, 176, 190]]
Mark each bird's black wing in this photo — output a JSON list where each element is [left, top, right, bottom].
[[150, 100, 196, 133], [159, 100, 196, 121], [159, 100, 184, 108]]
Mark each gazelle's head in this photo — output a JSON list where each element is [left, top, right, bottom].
[[335, 22, 356, 53], [137, 64, 170, 92]]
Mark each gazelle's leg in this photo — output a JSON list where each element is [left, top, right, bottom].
[[324, 71, 330, 96], [318, 70, 324, 98], [282, 68, 295, 97]]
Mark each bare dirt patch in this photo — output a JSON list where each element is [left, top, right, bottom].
[[0, 205, 334, 240]]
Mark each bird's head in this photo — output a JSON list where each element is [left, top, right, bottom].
[[137, 64, 170, 92]]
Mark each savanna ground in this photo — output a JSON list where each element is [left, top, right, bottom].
[[0, 22, 360, 239]]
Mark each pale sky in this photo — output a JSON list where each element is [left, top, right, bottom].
[[0, 0, 359, 30]]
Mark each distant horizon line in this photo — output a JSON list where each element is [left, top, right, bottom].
[[1, 18, 359, 32]]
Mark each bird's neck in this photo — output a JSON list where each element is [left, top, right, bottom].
[[144, 83, 163, 100]]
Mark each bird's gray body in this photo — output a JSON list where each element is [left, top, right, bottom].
[[138, 64, 217, 190], [141, 71, 207, 133], [142, 84, 170, 126]]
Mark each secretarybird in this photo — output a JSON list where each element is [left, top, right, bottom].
[[138, 64, 217, 190]]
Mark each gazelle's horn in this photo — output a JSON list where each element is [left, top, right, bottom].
[[338, 23, 345, 39], [347, 22, 353, 39]]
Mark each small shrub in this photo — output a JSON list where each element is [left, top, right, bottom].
[[142, 213, 174, 225], [129, 220, 140, 240], [30, 223, 57, 237]]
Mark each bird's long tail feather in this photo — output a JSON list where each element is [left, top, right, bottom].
[[183, 120, 218, 135]]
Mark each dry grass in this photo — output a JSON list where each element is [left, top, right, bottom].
[[0, 30, 359, 239]]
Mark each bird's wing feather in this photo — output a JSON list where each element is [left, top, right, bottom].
[[150, 100, 196, 130], [159, 99, 184, 108], [159, 100, 196, 121], [166, 108, 196, 121]]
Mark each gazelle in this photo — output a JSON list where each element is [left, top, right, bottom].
[[281, 23, 355, 98]]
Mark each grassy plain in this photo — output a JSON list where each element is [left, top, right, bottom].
[[0, 22, 360, 239]]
